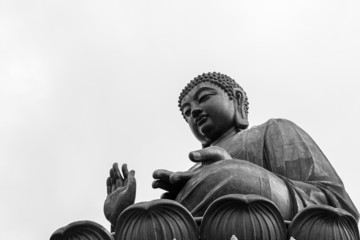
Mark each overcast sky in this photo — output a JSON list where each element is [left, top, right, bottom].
[[1, 0, 360, 239]]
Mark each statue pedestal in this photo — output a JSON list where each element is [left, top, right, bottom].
[[51, 194, 360, 240]]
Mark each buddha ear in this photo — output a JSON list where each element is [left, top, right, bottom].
[[233, 88, 249, 130]]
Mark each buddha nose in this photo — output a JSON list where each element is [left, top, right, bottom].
[[191, 108, 202, 118]]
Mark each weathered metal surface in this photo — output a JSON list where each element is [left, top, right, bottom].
[[50, 220, 114, 240], [200, 194, 287, 240], [114, 199, 198, 240]]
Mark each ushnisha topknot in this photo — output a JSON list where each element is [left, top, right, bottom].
[[178, 72, 249, 120]]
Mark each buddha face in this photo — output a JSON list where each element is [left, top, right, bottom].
[[180, 82, 236, 145]]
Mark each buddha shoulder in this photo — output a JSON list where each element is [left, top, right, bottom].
[[243, 118, 299, 136]]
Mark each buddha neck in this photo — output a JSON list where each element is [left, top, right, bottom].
[[210, 126, 239, 147]]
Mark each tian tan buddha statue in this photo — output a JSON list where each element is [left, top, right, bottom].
[[51, 72, 360, 240]]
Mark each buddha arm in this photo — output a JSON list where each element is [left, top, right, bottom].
[[175, 159, 294, 219], [263, 118, 359, 220]]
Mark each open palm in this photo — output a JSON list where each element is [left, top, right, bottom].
[[104, 163, 136, 226]]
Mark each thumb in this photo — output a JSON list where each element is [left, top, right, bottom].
[[126, 170, 136, 186], [125, 170, 136, 201], [189, 146, 231, 163]]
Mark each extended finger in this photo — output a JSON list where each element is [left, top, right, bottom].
[[152, 180, 175, 192], [113, 163, 122, 179], [110, 175, 116, 192], [106, 177, 111, 195], [169, 171, 195, 185], [152, 169, 173, 182], [110, 168, 119, 190], [109, 168, 116, 189], [113, 163, 123, 187], [124, 169, 135, 185], [122, 164, 129, 179], [110, 168, 115, 181]]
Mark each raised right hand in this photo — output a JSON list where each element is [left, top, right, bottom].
[[104, 163, 136, 226]]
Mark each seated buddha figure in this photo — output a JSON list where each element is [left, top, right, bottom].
[[104, 72, 359, 228]]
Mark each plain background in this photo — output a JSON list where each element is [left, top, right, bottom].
[[1, 1, 359, 239]]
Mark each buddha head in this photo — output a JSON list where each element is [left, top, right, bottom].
[[179, 72, 249, 147]]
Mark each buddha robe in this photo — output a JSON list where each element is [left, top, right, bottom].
[[176, 118, 359, 221]]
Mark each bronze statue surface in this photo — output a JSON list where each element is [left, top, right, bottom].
[[52, 72, 359, 240], [153, 72, 357, 220]]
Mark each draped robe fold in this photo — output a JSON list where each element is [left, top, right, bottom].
[[175, 118, 359, 221]]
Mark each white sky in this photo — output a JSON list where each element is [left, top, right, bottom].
[[1, 0, 360, 239]]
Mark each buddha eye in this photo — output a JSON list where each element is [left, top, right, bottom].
[[199, 94, 211, 103]]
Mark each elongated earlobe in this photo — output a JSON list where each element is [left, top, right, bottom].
[[233, 89, 249, 130]]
